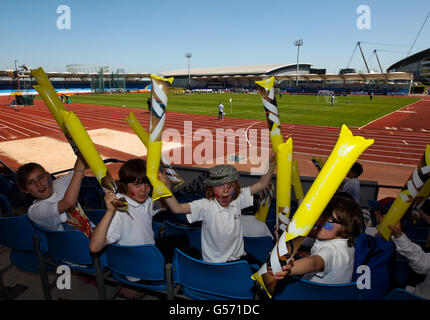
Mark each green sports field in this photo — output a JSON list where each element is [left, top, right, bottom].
[[63, 93, 420, 127]]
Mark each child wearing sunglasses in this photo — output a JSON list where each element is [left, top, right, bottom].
[[273, 195, 362, 284]]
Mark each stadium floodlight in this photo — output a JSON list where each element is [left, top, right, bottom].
[[294, 39, 303, 87], [185, 53, 192, 89]]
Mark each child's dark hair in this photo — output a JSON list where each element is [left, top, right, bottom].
[[116, 158, 149, 194], [321, 195, 362, 247], [206, 181, 241, 202], [351, 162, 363, 177], [15, 163, 46, 191]]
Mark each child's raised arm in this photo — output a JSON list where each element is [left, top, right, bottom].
[[158, 171, 191, 214], [250, 151, 276, 196], [57, 155, 87, 213], [273, 255, 325, 280], [89, 190, 118, 253]]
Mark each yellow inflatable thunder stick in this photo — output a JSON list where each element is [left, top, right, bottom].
[[292, 160, 304, 205], [255, 182, 275, 223], [252, 125, 374, 298], [377, 144, 430, 241], [255, 77, 284, 153], [61, 110, 128, 211], [126, 112, 185, 188], [31, 67, 79, 154], [146, 74, 174, 200], [275, 139, 294, 237]]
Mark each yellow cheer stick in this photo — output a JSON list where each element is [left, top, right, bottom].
[[292, 160, 304, 204], [252, 124, 374, 298], [146, 141, 173, 201], [276, 138, 293, 236], [255, 182, 274, 222], [31, 67, 79, 153], [61, 110, 128, 211], [256, 77, 285, 153], [126, 111, 185, 187], [377, 144, 430, 240]]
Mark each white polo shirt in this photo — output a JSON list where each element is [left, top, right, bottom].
[[187, 187, 253, 263], [302, 238, 355, 284], [28, 171, 74, 231], [240, 215, 273, 239], [106, 194, 161, 246]]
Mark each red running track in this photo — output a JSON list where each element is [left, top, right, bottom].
[[0, 96, 429, 168]]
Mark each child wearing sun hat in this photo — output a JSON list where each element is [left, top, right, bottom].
[[160, 153, 276, 264]]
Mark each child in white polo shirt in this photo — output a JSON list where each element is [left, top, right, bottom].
[[160, 153, 275, 264], [273, 195, 362, 284]]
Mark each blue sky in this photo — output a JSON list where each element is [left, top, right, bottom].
[[1, 0, 429, 74]]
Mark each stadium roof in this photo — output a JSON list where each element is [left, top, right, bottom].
[[0, 70, 151, 80], [160, 64, 313, 77], [387, 48, 430, 71]]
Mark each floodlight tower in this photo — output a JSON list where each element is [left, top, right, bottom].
[[294, 39, 303, 87], [185, 52, 192, 89]]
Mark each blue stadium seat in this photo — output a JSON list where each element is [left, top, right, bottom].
[[273, 276, 362, 300], [105, 243, 172, 299], [243, 236, 273, 264], [172, 248, 255, 300], [0, 215, 51, 299], [85, 209, 106, 226], [164, 220, 201, 251], [384, 288, 425, 300], [0, 194, 12, 217], [32, 224, 108, 300]]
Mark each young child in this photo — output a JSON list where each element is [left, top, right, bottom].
[[273, 195, 362, 284], [159, 153, 276, 264], [16, 155, 92, 237], [388, 222, 430, 300], [341, 162, 363, 204], [89, 158, 188, 257]]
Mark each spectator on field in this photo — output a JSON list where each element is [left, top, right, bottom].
[[218, 102, 224, 120]]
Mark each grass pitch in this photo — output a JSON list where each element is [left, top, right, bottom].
[[64, 92, 420, 128]]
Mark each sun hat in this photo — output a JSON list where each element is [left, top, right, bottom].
[[203, 165, 238, 187]]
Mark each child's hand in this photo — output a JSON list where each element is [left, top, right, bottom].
[[387, 222, 403, 239], [104, 190, 117, 212], [158, 170, 172, 189], [271, 258, 295, 280]]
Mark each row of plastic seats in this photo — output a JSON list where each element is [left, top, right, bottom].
[[0, 215, 425, 300]]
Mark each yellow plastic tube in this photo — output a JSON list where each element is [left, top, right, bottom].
[[292, 160, 304, 204], [255, 182, 274, 223], [255, 77, 285, 153], [61, 110, 107, 183], [377, 144, 430, 240], [146, 141, 173, 201], [126, 112, 150, 146], [126, 111, 184, 187], [31, 68, 68, 133], [276, 138, 293, 233], [252, 124, 374, 298]]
